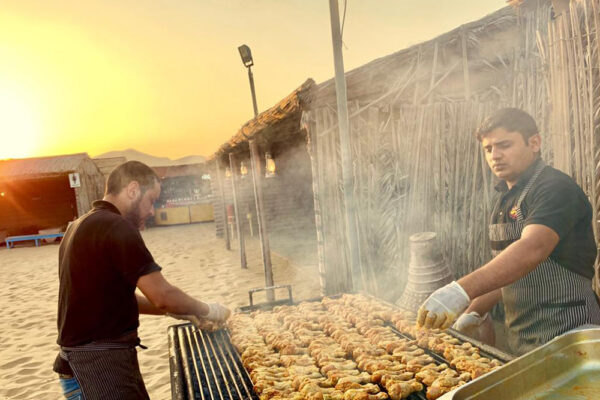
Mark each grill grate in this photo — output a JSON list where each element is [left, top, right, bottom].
[[168, 293, 512, 400], [169, 324, 257, 400]]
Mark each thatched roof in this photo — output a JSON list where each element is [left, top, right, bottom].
[[152, 163, 206, 179], [92, 156, 126, 178], [0, 153, 91, 179], [312, 5, 520, 108], [209, 78, 315, 164]]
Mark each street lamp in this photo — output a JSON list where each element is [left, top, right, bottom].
[[238, 44, 254, 67], [237, 44, 275, 301], [238, 44, 259, 117]]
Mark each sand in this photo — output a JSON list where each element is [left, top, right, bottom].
[[0, 222, 321, 399]]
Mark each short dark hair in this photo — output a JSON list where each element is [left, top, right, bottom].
[[105, 161, 159, 196], [475, 108, 539, 142]]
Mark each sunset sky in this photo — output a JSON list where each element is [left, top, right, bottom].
[[0, 0, 507, 160]]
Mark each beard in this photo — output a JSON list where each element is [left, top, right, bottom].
[[124, 196, 144, 229]]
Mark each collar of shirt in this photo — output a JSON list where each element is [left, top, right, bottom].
[[91, 200, 121, 215], [494, 157, 543, 194]]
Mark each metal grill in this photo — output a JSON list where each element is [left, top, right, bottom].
[[169, 324, 257, 400], [168, 293, 513, 400]]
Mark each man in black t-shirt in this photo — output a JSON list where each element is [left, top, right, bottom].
[[54, 161, 230, 399], [416, 108, 600, 355]]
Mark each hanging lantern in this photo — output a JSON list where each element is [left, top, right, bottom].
[[265, 152, 276, 178], [240, 161, 248, 177], [225, 167, 231, 179]]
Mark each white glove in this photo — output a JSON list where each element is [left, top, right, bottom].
[[166, 313, 203, 328], [204, 302, 231, 323], [452, 311, 486, 335], [417, 281, 471, 329]]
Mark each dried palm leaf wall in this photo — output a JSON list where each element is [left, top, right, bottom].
[[305, 3, 560, 299], [538, 0, 600, 290]]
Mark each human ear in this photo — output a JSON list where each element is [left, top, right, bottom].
[[528, 134, 541, 153], [126, 181, 141, 200]]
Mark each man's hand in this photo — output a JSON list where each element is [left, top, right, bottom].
[[167, 313, 215, 331], [204, 303, 231, 323], [168, 313, 203, 326], [453, 311, 486, 335], [417, 281, 471, 329]]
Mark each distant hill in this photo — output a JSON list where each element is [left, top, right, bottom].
[[95, 149, 206, 167]]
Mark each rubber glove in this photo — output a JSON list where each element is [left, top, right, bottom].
[[452, 311, 486, 335], [166, 313, 205, 329], [204, 302, 231, 323], [417, 281, 471, 329]]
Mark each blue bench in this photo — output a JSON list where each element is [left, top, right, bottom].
[[5, 233, 64, 249]]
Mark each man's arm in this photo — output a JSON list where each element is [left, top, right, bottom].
[[418, 224, 559, 329], [459, 223, 559, 300], [136, 270, 210, 317], [465, 289, 502, 316], [136, 292, 166, 315]]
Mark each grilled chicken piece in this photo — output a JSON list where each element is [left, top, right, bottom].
[[403, 354, 435, 366], [280, 354, 317, 367], [386, 380, 424, 400], [253, 379, 294, 393], [321, 360, 358, 374], [391, 347, 424, 361], [337, 383, 381, 396], [326, 368, 362, 384], [299, 383, 337, 396], [369, 369, 409, 383], [425, 375, 469, 400], [288, 365, 321, 376], [333, 372, 372, 390], [414, 364, 467, 387], [379, 372, 414, 387]]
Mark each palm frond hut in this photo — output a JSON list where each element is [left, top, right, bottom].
[[0, 153, 105, 237], [92, 156, 127, 180], [208, 79, 317, 267]]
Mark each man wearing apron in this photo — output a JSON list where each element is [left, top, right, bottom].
[[417, 108, 600, 356], [53, 161, 231, 399]]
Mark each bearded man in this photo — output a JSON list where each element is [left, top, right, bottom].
[[53, 161, 230, 399]]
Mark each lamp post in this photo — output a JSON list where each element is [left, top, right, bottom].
[[238, 44, 275, 301], [238, 45, 259, 117]]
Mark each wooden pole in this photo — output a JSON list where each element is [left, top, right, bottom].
[[229, 153, 247, 269], [329, 0, 360, 291], [215, 158, 231, 250], [249, 139, 275, 301]]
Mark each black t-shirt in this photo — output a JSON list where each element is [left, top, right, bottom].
[[491, 159, 597, 279], [56, 200, 161, 347]]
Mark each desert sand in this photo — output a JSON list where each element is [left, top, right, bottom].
[[0, 222, 321, 399]]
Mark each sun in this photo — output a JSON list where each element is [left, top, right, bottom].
[[0, 89, 41, 159]]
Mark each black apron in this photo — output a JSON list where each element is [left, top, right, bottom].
[[60, 337, 150, 400], [489, 161, 600, 355]]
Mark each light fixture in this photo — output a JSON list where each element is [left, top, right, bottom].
[[0, 192, 4, 197], [201, 174, 211, 180], [238, 44, 254, 67], [240, 161, 248, 177], [225, 167, 231, 179], [265, 152, 276, 178]]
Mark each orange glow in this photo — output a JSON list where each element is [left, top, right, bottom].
[[0, 1, 506, 160], [0, 87, 41, 159]]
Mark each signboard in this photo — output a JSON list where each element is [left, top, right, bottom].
[[69, 172, 81, 188]]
